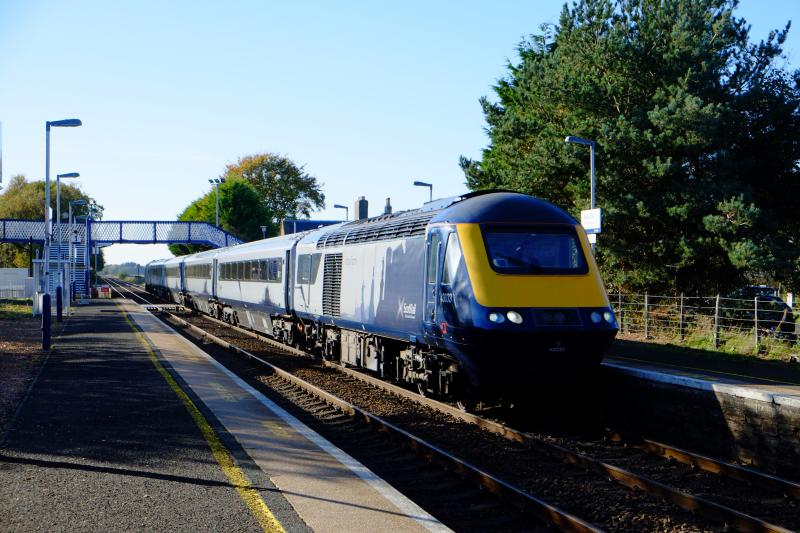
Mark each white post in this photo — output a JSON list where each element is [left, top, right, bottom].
[[44, 123, 51, 293]]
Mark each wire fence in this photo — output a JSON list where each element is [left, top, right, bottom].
[[610, 292, 798, 353]]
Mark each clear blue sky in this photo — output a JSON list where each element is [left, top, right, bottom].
[[1, 0, 797, 265]]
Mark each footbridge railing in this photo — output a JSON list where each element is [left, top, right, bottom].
[[0, 219, 244, 248]]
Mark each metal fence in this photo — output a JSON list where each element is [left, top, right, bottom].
[[0, 287, 27, 298], [610, 293, 797, 350]]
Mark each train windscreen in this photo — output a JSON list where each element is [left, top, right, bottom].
[[482, 226, 588, 275]]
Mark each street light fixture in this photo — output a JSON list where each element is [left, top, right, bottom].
[[55, 172, 79, 291], [44, 118, 82, 298], [333, 204, 349, 221], [209, 178, 226, 227], [56, 172, 79, 242], [565, 135, 599, 252], [68, 199, 87, 300], [564, 136, 596, 210], [413, 180, 433, 202]]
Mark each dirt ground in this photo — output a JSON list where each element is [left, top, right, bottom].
[[0, 317, 48, 438]]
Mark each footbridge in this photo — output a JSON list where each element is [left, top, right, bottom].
[[0, 219, 244, 248], [0, 218, 244, 297]]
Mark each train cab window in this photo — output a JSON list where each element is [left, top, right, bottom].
[[483, 226, 588, 275], [442, 232, 463, 285]]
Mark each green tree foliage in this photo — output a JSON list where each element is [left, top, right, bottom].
[[461, 0, 800, 293], [223, 153, 325, 224], [0, 175, 101, 268], [168, 178, 274, 256]]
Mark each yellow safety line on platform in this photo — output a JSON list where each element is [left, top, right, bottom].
[[610, 355, 800, 387], [118, 304, 285, 533]]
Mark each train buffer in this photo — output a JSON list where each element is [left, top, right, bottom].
[[0, 299, 445, 532]]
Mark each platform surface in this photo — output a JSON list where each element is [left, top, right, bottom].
[[0, 300, 446, 532], [605, 342, 800, 408]]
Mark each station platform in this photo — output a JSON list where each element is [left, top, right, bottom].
[[605, 341, 800, 408], [0, 300, 446, 533], [603, 341, 800, 477]]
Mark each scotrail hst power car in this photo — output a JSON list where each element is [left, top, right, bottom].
[[145, 191, 618, 403]]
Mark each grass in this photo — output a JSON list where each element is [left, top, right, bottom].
[[0, 298, 33, 320], [619, 324, 799, 363]]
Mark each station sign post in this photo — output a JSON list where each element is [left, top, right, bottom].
[[580, 208, 602, 252]]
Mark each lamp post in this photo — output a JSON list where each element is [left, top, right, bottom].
[[56, 172, 79, 244], [68, 199, 87, 291], [413, 180, 433, 202], [564, 136, 596, 210], [66, 199, 86, 305], [208, 178, 226, 227], [333, 204, 349, 221], [565, 135, 598, 252], [44, 119, 82, 296]]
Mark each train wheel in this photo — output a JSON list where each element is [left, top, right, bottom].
[[455, 399, 477, 413]]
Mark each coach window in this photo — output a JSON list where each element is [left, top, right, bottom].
[[268, 258, 282, 282]]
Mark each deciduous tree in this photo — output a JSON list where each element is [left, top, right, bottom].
[[168, 178, 274, 256], [223, 153, 325, 224], [0, 175, 100, 268]]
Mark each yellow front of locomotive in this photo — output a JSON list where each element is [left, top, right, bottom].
[[436, 195, 618, 391]]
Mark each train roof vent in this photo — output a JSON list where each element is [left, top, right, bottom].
[[316, 210, 435, 248]]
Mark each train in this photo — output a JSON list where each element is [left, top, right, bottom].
[[145, 191, 618, 404]]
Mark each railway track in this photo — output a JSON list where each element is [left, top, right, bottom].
[[105, 278, 800, 532]]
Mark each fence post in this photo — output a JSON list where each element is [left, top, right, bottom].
[[618, 292, 624, 333], [679, 293, 685, 341], [754, 296, 759, 347], [644, 292, 650, 339], [714, 294, 721, 348]]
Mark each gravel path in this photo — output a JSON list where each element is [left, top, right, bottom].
[[0, 315, 51, 439]]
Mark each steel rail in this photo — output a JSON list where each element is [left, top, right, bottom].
[[608, 432, 800, 501], [103, 279, 601, 532], [106, 278, 797, 532], [159, 311, 602, 533]]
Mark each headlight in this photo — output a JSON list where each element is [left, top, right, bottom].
[[488, 312, 505, 323], [590, 311, 602, 324], [506, 310, 523, 324], [603, 311, 615, 323]]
